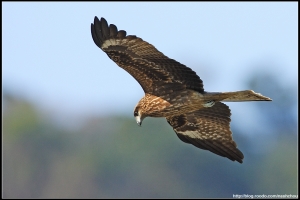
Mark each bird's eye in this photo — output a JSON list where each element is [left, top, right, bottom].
[[134, 111, 138, 117]]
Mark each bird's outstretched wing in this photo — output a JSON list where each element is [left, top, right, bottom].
[[166, 102, 244, 163], [91, 17, 204, 96]]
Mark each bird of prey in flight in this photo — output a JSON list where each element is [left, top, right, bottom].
[[91, 17, 272, 163]]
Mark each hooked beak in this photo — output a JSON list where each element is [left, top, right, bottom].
[[135, 116, 142, 127]]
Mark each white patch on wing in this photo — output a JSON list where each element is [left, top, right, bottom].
[[102, 39, 116, 48], [203, 100, 215, 107], [177, 130, 208, 140], [102, 39, 134, 49]]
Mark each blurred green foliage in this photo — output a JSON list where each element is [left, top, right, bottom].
[[3, 74, 298, 198]]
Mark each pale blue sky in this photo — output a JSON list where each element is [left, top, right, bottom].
[[3, 2, 298, 122]]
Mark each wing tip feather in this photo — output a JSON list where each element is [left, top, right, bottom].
[[91, 16, 139, 49]]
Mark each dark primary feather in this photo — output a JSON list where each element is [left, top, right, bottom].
[[91, 17, 204, 96], [166, 102, 244, 163]]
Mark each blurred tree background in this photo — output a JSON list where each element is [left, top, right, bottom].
[[3, 71, 297, 198]]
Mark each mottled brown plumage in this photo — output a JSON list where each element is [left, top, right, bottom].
[[91, 17, 272, 163]]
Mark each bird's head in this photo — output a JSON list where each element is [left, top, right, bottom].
[[133, 105, 145, 126]]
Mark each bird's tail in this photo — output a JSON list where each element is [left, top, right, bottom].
[[206, 90, 272, 102]]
